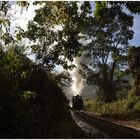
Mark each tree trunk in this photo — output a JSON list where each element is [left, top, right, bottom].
[[134, 73, 140, 96], [101, 64, 116, 103], [110, 61, 116, 82]]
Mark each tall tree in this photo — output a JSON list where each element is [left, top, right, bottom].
[[108, 1, 140, 14], [82, 3, 134, 102], [128, 47, 140, 96], [24, 1, 91, 70]]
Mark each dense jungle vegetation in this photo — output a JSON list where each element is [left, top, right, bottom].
[[0, 1, 140, 138]]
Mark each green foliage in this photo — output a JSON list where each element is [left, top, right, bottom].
[[0, 2, 12, 46], [23, 1, 91, 70], [134, 102, 140, 112], [108, 1, 140, 14], [0, 45, 84, 138], [22, 91, 35, 100], [0, 1, 139, 137], [83, 98, 95, 111], [83, 98, 104, 113], [94, 1, 107, 19], [101, 100, 129, 118], [0, 2, 85, 138], [82, 4, 134, 102], [16, 1, 29, 8], [128, 46, 140, 72], [128, 46, 140, 95], [84, 92, 140, 120], [0, 46, 32, 137], [0, 2, 10, 15]]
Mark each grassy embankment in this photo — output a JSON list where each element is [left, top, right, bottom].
[[83, 92, 140, 120]]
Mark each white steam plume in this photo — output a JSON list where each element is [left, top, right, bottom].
[[64, 39, 97, 100], [64, 51, 97, 104], [70, 54, 87, 96], [68, 50, 97, 99]]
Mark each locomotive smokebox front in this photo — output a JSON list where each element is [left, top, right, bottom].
[[72, 95, 83, 110]]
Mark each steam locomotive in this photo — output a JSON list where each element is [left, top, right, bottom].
[[72, 95, 83, 110]]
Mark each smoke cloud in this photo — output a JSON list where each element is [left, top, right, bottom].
[[65, 51, 97, 100], [71, 57, 85, 96], [64, 40, 97, 101]]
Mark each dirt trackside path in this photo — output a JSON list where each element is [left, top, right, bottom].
[[73, 110, 140, 138], [83, 111, 140, 131]]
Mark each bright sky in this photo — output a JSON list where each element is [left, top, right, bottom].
[[129, 14, 140, 46], [9, 2, 40, 60], [10, 1, 40, 34]]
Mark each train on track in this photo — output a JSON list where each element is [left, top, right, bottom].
[[72, 95, 83, 110]]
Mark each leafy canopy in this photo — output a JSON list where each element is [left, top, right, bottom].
[[24, 1, 91, 70], [81, 3, 134, 102]]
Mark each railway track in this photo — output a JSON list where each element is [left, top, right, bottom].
[[71, 110, 140, 138]]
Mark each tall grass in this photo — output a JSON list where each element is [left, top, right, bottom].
[[84, 92, 140, 120]]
